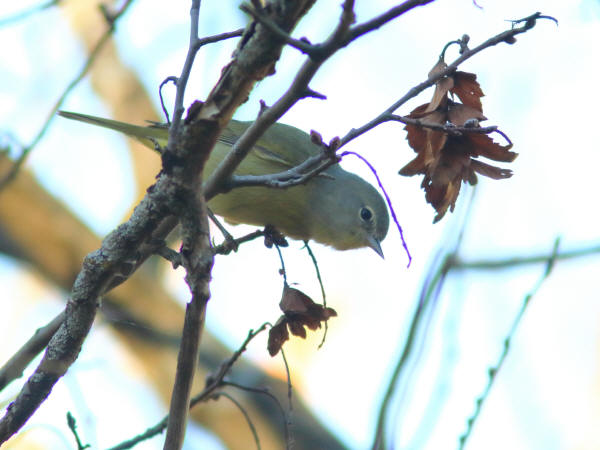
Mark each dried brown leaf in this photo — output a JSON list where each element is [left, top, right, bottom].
[[400, 63, 515, 223], [267, 286, 337, 356], [451, 71, 484, 111], [447, 102, 487, 126], [470, 160, 513, 179], [268, 317, 290, 356], [468, 133, 517, 162], [428, 58, 448, 78], [428, 76, 453, 112]]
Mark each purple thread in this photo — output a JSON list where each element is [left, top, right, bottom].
[[341, 150, 412, 268]]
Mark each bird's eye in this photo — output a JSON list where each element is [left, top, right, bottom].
[[360, 207, 373, 222]]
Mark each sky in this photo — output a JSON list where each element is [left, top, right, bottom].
[[1, 0, 600, 449]]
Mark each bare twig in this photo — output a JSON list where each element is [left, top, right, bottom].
[[458, 238, 561, 449], [227, 154, 338, 190], [66, 412, 90, 450], [0, 0, 61, 27], [340, 12, 555, 149], [280, 349, 293, 413], [208, 209, 234, 243], [303, 242, 329, 348], [194, 28, 244, 50], [240, 3, 319, 57], [205, 325, 269, 390], [274, 244, 288, 286], [0, 0, 134, 190], [343, 0, 435, 45], [386, 114, 506, 139], [213, 391, 261, 450], [371, 187, 477, 449], [450, 242, 600, 271], [108, 325, 269, 450], [203, 1, 476, 194], [165, 1, 200, 146], [156, 245, 183, 269], [213, 229, 266, 255], [225, 381, 291, 448], [0, 0, 317, 442], [203, 9, 550, 195], [200, 0, 354, 198], [0, 312, 64, 392]]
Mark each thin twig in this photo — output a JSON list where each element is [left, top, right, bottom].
[[227, 155, 337, 190], [340, 12, 555, 149], [343, 0, 435, 45], [158, 29, 243, 124], [0, 0, 134, 190], [156, 245, 183, 269], [0, 312, 64, 392], [275, 244, 287, 287], [66, 412, 90, 450], [451, 243, 600, 271], [204, 325, 270, 391], [193, 28, 244, 50], [0, 0, 61, 27], [458, 238, 561, 449], [166, 1, 200, 146], [303, 242, 329, 348], [371, 187, 477, 449], [207, 7, 548, 195], [224, 382, 291, 448], [240, 3, 320, 57], [386, 115, 502, 138], [280, 349, 293, 413], [109, 325, 269, 450], [213, 229, 266, 255], [201, 0, 352, 198], [213, 391, 261, 450], [208, 209, 234, 242]]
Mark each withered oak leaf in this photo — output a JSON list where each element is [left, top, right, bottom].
[[267, 286, 337, 356], [400, 66, 516, 223]]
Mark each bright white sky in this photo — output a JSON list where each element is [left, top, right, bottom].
[[1, 1, 600, 449]]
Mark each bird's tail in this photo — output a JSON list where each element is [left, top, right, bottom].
[[58, 111, 167, 149]]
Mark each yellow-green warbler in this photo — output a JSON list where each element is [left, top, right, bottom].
[[59, 111, 389, 256]]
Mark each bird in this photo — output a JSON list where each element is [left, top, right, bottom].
[[59, 111, 389, 257]]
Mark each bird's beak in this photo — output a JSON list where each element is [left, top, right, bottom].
[[367, 235, 384, 259]]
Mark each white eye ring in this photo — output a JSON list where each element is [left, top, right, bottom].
[[360, 207, 373, 222]]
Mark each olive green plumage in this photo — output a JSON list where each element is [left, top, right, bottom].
[[59, 111, 389, 256]]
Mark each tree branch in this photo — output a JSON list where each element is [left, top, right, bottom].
[[0, 0, 134, 190], [108, 325, 269, 450], [0, 0, 317, 442], [343, 0, 435, 45], [458, 239, 561, 449], [339, 12, 554, 149], [0, 312, 64, 392], [0, 0, 62, 27]]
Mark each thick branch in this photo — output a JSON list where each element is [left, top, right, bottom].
[[0, 177, 174, 442], [202, 0, 354, 198], [0, 0, 317, 442]]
